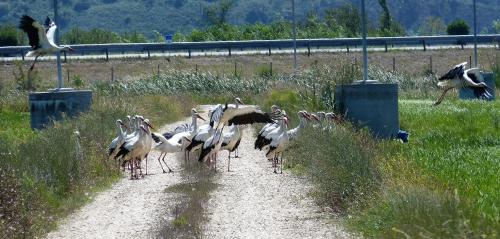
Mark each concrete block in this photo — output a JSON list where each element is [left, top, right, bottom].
[[335, 82, 399, 139], [459, 72, 496, 101], [29, 90, 93, 130]]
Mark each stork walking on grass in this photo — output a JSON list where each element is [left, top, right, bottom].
[[434, 62, 493, 106], [18, 15, 74, 71]]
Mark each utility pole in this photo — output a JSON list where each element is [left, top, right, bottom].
[[473, 0, 478, 67], [292, 0, 297, 74], [54, 0, 63, 89], [361, 0, 368, 82]]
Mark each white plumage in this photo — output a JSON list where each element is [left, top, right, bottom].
[[19, 15, 74, 71]]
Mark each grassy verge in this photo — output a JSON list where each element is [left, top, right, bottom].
[[284, 99, 499, 238], [157, 160, 218, 238], [0, 93, 193, 238]]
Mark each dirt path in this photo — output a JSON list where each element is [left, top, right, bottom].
[[45, 119, 187, 239], [46, 106, 355, 238], [203, 126, 355, 239]]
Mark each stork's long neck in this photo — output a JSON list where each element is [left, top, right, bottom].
[[191, 115, 198, 132]]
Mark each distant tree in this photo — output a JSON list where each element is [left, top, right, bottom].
[[447, 19, 470, 35], [0, 3, 8, 17], [0, 25, 20, 46], [325, 4, 360, 37], [73, 2, 91, 12], [245, 9, 269, 24], [204, 0, 235, 26], [418, 16, 446, 36], [378, 0, 405, 36], [174, 0, 184, 9], [494, 20, 500, 33]]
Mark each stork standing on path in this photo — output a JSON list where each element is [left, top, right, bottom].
[[220, 125, 243, 171], [107, 120, 128, 161], [151, 132, 191, 173], [18, 15, 74, 71], [434, 62, 493, 106], [267, 111, 310, 173]]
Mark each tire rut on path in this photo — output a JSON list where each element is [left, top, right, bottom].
[[203, 126, 355, 239], [45, 119, 188, 239]]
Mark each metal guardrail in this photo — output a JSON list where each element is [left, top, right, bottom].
[[1, 35, 499, 59]]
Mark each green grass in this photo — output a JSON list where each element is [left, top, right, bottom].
[[284, 98, 499, 238], [0, 94, 193, 238]]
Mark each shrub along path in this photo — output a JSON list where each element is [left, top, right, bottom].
[[45, 106, 354, 238]]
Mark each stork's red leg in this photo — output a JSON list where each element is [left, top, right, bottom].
[[29, 55, 39, 71], [434, 88, 452, 106], [157, 153, 167, 173], [161, 154, 173, 173]]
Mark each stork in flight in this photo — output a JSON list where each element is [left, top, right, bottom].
[[19, 15, 74, 71], [434, 62, 492, 106]]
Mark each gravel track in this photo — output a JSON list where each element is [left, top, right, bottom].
[[45, 106, 355, 239], [203, 126, 355, 239]]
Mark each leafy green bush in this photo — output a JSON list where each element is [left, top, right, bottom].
[[447, 19, 470, 35]]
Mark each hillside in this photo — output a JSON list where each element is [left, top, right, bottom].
[[0, 0, 498, 38]]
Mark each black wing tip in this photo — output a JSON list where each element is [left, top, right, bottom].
[[151, 133, 161, 143], [19, 15, 35, 28], [162, 132, 174, 140]]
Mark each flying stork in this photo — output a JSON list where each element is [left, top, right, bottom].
[[18, 15, 74, 71], [434, 62, 493, 106]]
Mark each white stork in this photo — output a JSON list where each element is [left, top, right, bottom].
[[140, 119, 154, 175], [198, 129, 224, 171], [162, 108, 205, 140], [151, 132, 191, 173], [114, 125, 150, 179], [267, 111, 310, 173], [18, 15, 74, 71], [107, 119, 128, 161], [210, 99, 274, 130], [220, 125, 243, 171], [434, 62, 493, 106]]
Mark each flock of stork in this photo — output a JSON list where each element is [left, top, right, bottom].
[[107, 98, 341, 178]]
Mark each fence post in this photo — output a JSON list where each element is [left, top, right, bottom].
[[147, 49, 150, 59], [234, 62, 237, 76], [63, 51, 67, 63], [346, 45, 350, 53], [270, 62, 273, 76], [429, 56, 433, 74], [105, 49, 109, 61], [111, 67, 114, 82], [392, 57, 396, 72], [188, 49, 192, 58], [67, 69, 70, 83], [307, 42, 311, 57], [268, 46, 271, 56], [469, 55, 472, 67], [157, 64, 160, 76], [195, 64, 198, 75], [228, 45, 232, 57], [385, 42, 388, 52], [422, 41, 426, 51], [21, 51, 25, 61]]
